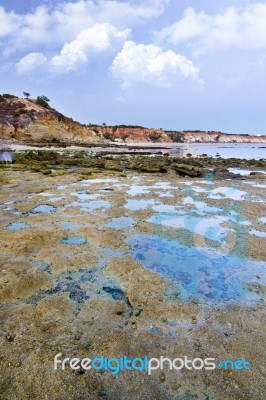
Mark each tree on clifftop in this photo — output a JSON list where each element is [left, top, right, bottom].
[[39, 95, 50, 103], [36, 95, 50, 109], [23, 92, 30, 99]]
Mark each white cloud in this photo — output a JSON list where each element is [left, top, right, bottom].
[[50, 23, 130, 74], [0, 1, 168, 54], [156, 3, 266, 53], [0, 7, 21, 37], [110, 41, 199, 89], [15, 23, 130, 75], [15, 52, 48, 75]]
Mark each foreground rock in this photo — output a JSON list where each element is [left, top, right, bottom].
[[0, 168, 265, 399]]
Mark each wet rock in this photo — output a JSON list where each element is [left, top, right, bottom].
[[194, 340, 201, 348], [80, 337, 90, 349], [102, 287, 125, 300], [125, 157, 169, 173], [171, 162, 205, 177], [104, 159, 123, 171], [98, 386, 107, 397], [250, 171, 264, 176], [133, 307, 142, 317]]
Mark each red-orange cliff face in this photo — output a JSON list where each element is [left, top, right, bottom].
[[1, 96, 265, 144], [90, 126, 266, 144]]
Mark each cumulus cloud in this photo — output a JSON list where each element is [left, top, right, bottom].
[[15, 23, 130, 75], [156, 3, 266, 53], [0, 1, 168, 54], [15, 52, 48, 75], [110, 41, 199, 89], [50, 23, 130, 74], [0, 7, 21, 37]]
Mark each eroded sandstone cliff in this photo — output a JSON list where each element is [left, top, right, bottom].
[[1, 95, 265, 144]]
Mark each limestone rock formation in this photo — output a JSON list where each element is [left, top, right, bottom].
[[1, 95, 265, 145]]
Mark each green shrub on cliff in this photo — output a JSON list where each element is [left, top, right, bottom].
[[2, 93, 18, 99], [36, 96, 50, 109]]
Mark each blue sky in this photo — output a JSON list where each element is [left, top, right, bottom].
[[0, 0, 266, 134]]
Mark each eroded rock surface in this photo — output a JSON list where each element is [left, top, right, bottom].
[[0, 165, 265, 399]]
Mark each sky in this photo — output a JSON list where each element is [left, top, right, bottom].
[[0, 0, 266, 134]]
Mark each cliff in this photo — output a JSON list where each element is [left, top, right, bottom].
[[1, 95, 265, 144], [0, 95, 103, 144]]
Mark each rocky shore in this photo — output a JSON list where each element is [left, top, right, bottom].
[[0, 151, 265, 399], [0, 97, 265, 400]]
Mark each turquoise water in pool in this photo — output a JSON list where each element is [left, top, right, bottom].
[[104, 217, 135, 230], [30, 205, 56, 214], [125, 234, 266, 305], [58, 221, 83, 230], [60, 235, 87, 245], [6, 222, 30, 230]]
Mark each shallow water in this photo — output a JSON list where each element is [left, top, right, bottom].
[[32, 260, 52, 273], [148, 213, 235, 244], [248, 229, 266, 238], [126, 234, 265, 305], [30, 204, 56, 214], [66, 200, 111, 212], [228, 168, 266, 176], [104, 217, 135, 230], [26, 247, 128, 305], [152, 204, 180, 213], [125, 199, 156, 211], [70, 191, 100, 200], [0, 151, 12, 162], [58, 221, 83, 230], [6, 222, 30, 231], [210, 187, 247, 201], [167, 144, 266, 159], [60, 235, 87, 245]]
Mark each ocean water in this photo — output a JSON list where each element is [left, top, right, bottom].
[[1, 143, 265, 161], [165, 143, 266, 159]]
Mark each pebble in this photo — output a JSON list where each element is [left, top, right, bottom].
[[159, 372, 165, 382], [2, 361, 9, 369], [133, 308, 142, 317], [170, 383, 178, 390], [6, 334, 15, 342], [203, 377, 210, 385], [80, 337, 90, 349]]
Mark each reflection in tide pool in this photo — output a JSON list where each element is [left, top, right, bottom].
[[66, 200, 110, 212], [7, 222, 30, 231], [60, 235, 87, 245], [58, 221, 83, 230], [125, 199, 156, 211], [148, 213, 235, 244], [125, 234, 265, 305], [0, 151, 12, 162], [104, 217, 135, 230], [30, 205, 56, 214]]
